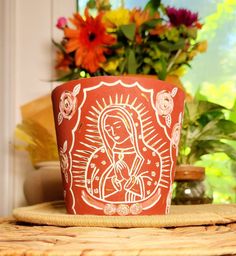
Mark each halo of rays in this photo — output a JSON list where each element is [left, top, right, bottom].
[[73, 93, 172, 189]]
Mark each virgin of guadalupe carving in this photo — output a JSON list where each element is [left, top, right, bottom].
[[85, 104, 162, 204]]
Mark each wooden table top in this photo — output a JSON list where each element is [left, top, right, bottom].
[[1, 217, 236, 256]]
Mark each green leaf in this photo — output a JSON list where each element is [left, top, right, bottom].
[[144, 0, 161, 14], [120, 23, 136, 41], [187, 141, 236, 163], [52, 39, 66, 54], [127, 49, 137, 74], [157, 56, 167, 80], [197, 101, 226, 115], [217, 120, 236, 139], [157, 39, 185, 52], [179, 98, 236, 165], [119, 58, 127, 74], [86, 0, 96, 9], [229, 99, 236, 123], [185, 100, 226, 123], [203, 141, 236, 161], [141, 18, 162, 30]]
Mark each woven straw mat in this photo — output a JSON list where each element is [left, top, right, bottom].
[[13, 201, 236, 228]]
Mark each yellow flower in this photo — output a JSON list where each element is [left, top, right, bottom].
[[175, 52, 187, 64], [188, 50, 198, 60], [103, 8, 130, 28], [170, 66, 187, 77], [101, 58, 122, 72], [196, 40, 208, 53]]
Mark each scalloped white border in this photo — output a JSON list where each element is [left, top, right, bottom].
[[67, 79, 176, 214]]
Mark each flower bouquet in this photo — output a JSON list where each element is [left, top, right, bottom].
[[53, 0, 207, 81]]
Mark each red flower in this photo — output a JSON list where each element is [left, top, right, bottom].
[[166, 7, 198, 27], [64, 8, 116, 73]]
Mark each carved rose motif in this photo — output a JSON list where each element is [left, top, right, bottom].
[[156, 91, 174, 116], [58, 84, 80, 125], [171, 123, 181, 147], [104, 204, 116, 215], [117, 204, 130, 216], [130, 203, 142, 215], [59, 91, 77, 118]]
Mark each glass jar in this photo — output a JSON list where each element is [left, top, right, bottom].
[[172, 165, 213, 205]]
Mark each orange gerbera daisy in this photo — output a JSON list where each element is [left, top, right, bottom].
[[64, 8, 116, 73]]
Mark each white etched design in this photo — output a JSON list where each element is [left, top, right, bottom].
[[156, 91, 174, 116], [165, 115, 172, 128], [171, 113, 183, 156], [171, 124, 181, 146], [166, 186, 173, 214], [156, 88, 178, 128], [65, 80, 182, 214], [58, 84, 81, 125], [171, 87, 178, 97], [103, 204, 116, 215], [130, 203, 143, 215], [117, 204, 130, 216], [59, 140, 69, 183], [85, 104, 162, 205]]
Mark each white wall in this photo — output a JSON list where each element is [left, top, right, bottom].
[[0, 0, 74, 215], [0, 0, 16, 216]]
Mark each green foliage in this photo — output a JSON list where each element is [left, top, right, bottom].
[[178, 99, 236, 165], [145, 0, 161, 12], [120, 23, 136, 41], [53, 0, 205, 81], [196, 153, 236, 203]]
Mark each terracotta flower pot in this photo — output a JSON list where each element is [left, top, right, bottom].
[[51, 76, 185, 216]]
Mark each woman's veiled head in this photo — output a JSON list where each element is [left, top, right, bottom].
[[99, 105, 142, 153]]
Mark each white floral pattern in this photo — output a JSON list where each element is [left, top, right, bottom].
[[171, 113, 183, 156], [117, 204, 130, 216], [59, 141, 69, 183], [130, 203, 143, 215], [156, 88, 178, 128], [156, 91, 174, 116], [171, 123, 181, 148], [58, 84, 80, 125], [104, 204, 116, 215]]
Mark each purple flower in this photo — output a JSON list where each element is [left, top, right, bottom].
[[56, 17, 67, 29], [166, 7, 198, 27]]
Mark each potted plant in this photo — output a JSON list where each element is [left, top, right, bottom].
[[50, 0, 207, 216], [15, 120, 63, 205], [173, 99, 236, 204]]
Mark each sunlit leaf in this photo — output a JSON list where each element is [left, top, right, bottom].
[[127, 49, 137, 74], [120, 23, 136, 41]]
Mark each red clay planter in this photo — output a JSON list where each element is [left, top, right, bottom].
[[52, 76, 185, 216]]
